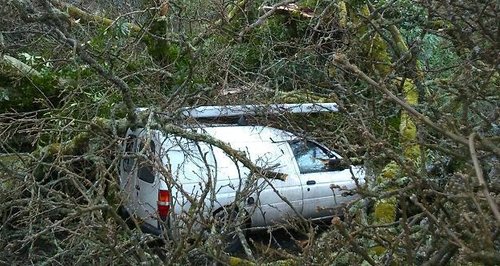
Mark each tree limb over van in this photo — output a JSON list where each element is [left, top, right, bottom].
[[159, 123, 287, 181], [25, 107, 287, 183]]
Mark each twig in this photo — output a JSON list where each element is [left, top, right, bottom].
[[468, 133, 500, 223], [422, 242, 458, 266], [332, 217, 377, 266], [410, 195, 467, 250]]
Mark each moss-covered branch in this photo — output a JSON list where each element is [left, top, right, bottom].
[[56, 1, 142, 33], [157, 122, 287, 181], [1, 54, 42, 79]]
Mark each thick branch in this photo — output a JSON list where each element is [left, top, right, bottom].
[[57, 2, 142, 33], [1, 55, 42, 78], [158, 123, 287, 181]]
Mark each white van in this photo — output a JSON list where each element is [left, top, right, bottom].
[[118, 104, 365, 237]]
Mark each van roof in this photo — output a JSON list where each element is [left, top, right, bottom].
[[191, 125, 297, 144]]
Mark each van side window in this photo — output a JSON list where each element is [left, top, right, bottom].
[[290, 141, 333, 174], [123, 135, 136, 173], [138, 140, 155, 183]]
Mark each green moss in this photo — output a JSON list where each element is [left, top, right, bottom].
[[369, 34, 392, 76], [266, 259, 299, 266], [274, 90, 328, 103], [404, 144, 421, 161], [338, 2, 348, 28], [400, 113, 417, 142], [403, 79, 418, 105], [376, 161, 400, 183], [373, 162, 399, 226], [370, 245, 386, 256], [400, 79, 421, 161], [63, 132, 90, 155], [349, 4, 392, 76], [374, 198, 397, 224], [46, 143, 62, 156], [228, 256, 254, 266], [38, 132, 91, 158]]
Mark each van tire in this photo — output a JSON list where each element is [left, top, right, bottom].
[[213, 206, 250, 254]]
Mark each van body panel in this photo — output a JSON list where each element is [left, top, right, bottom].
[[160, 132, 254, 231], [120, 129, 140, 221], [237, 141, 303, 227], [119, 124, 365, 235], [300, 169, 361, 218]]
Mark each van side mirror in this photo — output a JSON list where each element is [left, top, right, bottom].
[[327, 158, 349, 171]]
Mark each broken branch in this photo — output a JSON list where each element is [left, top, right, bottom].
[[238, 0, 297, 40], [1, 54, 42, 78]]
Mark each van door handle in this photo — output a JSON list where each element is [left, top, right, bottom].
[[306, 180, 316, 185], [135, 185, 140, 190]]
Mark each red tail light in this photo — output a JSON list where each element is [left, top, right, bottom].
[[158, 189, 171, 221]]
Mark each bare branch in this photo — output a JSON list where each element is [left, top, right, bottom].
[[468, 133, 500, 223], [238, 0, 297, 40], [51, 28, 138, 126]]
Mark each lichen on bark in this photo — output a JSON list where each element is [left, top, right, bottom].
[[336, 1, 423, 255]]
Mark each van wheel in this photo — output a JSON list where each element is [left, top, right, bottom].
[[213, 206, 250, 254], [117, 206, 134, 227]]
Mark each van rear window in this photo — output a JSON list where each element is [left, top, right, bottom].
[[123, 135, 136, 173], [138, 140, 155, 183]]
